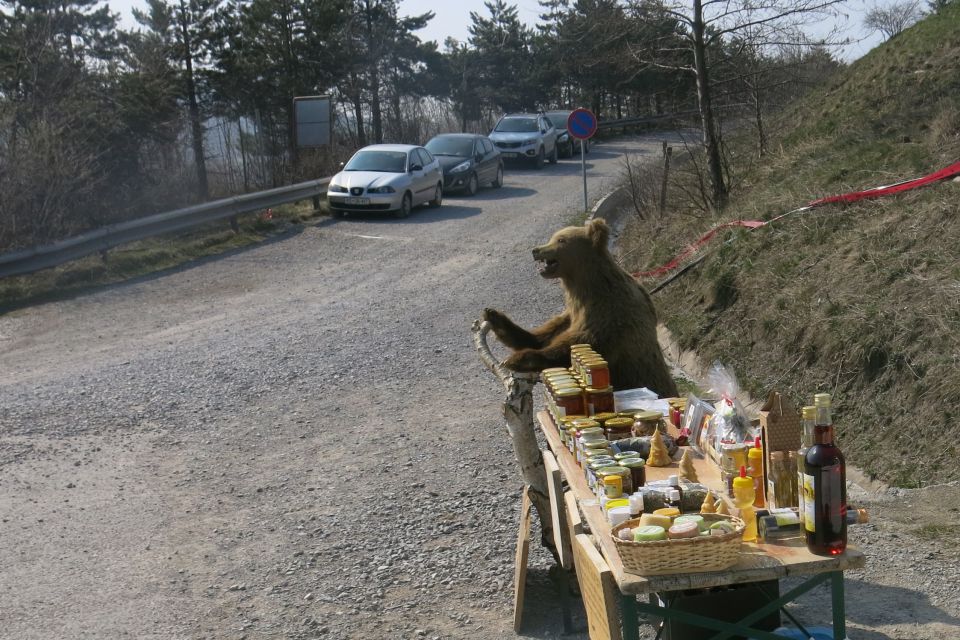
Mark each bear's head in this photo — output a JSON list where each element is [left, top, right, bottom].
[[532, 218, 610, 279]]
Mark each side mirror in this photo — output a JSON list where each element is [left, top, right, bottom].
[[410, 163, 423, 172], [541, 128, 547, 134], [476, 154, 483, 163]]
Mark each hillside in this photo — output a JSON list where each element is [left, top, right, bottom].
[[621, 4, 960, 487]]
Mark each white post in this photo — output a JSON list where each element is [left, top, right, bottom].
[[581, 141, 588, 211]]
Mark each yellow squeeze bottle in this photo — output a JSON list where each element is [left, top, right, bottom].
[[748, 436, 766, 508], [732, 466, 758, 542]]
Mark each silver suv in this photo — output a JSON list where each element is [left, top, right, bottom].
[[489, 113, 558, 169]]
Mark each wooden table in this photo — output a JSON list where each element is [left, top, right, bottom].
[[537, 411, 865, 640]]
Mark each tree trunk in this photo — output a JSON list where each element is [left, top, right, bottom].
[[350, 73, 366, 146], [179, 2, 208, 200], [472, 320, 558, 561], [691, 0, 727, 211], [752, 81, 767, 158]]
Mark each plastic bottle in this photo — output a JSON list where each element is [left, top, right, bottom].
[[732, 466, 757, 542], [797, 405, 815, 530], [748, 436, 765, 508], [803, 393, 847, 556]]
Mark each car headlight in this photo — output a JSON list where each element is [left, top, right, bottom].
[[329, 184, 347, 193], [558, 133, 569, 142], [450, 161, 471, 174], [524, 139, 538, 146], [367, 186, 395, 194]]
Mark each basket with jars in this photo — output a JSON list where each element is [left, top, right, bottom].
[[610, 512, 745, 576]]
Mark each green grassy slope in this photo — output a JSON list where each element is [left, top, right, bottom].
[[622, 5, 960, 487]]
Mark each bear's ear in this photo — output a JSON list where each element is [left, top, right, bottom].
[[587, 218, 609, 248]]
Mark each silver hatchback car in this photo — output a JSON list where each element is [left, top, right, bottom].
[[327, 144, 444, 218]]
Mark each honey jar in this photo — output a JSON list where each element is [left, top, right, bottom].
[[582, 358, 611, 389], [591, 412, 618, 427], [585, 386, 615, 415], [554, 386, 586, 418]]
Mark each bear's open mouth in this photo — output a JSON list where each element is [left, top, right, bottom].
[[537, 258, 558, 275]]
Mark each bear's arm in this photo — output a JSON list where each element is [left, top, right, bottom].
[[501, 326, 584, 372], [483, 308, 570, 350]]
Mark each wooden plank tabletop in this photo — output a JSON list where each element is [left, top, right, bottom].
[[537, 410, 866, 596]]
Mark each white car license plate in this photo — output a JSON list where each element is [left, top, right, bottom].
[[345, 197, 370, 205], [502, 152, 518, 158]]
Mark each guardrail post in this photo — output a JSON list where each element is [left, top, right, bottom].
[[312, 195, 321, 211], [229, 215, 240, 232], [659, 142, 672, 217]]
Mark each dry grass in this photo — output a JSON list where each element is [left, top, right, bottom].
[[618, 4, 960, 487]]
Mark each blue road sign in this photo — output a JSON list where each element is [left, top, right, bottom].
[[567, 108, 597, 140]]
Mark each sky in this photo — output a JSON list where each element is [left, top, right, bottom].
[[108, 0, 889, 63]]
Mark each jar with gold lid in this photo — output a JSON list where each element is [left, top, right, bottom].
[[596, 466, 633, 495], [578, 435, 609, 465], [582, 358, 611, 389], [554, 386, 586, 418], [604, 417, 634, 441], [591, 412, 618, 427], [632, 410, 662, 436], [585, 385, 615, 415]]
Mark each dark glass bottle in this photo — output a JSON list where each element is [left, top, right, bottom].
[[803, 393, 847, 555]]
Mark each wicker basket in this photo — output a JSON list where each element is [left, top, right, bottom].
[[610, 513, 745, 576]]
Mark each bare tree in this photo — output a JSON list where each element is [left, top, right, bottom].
[[864, 0, 926, 40], [627, 0, 848, 211]]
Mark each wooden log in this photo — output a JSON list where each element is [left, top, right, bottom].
[[472, 319, 556, 559]]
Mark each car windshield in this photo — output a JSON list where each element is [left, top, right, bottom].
[[426, 137, 474, 157], [494, 117, 538, 133], [343, 150, 407, 173], [546, 112, 571, 130]]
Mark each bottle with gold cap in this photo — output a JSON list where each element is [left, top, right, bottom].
[[797, 405, 815, 530], [803, 393, 847, 556]]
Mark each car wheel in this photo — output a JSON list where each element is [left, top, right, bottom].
[[584, 140, 591, 154], [534, 147, 545, 169], [466, 173, 479, 196], [549, 143, 558, 164], [568, 140, 576, 158], [428, 183, 443, 208], [492, 164, 503, 188], [394, 192, 413, 218]]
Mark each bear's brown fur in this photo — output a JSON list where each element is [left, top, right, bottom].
[[484, 218, 678, 397]]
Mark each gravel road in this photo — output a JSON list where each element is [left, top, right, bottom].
[[2, 133, 959, 640]]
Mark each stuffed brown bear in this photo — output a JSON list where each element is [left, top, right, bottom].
[[484, 218, 678, 397]]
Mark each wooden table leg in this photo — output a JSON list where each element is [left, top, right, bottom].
[[513, 487, 532, 633]]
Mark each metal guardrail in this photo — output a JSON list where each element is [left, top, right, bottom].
[[596, 109, 702, 130], [0, 105, 747, 280], [0, 177, 330, 278]]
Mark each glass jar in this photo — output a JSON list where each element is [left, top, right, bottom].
[[604, 417, 634, 441], [585, 386, 615, 415], [597, 466, 633, 495], [577, 434, 607, 465], [586, 456, 616, 490], [591, 412, 619, 427], [632, 411, 662, 436], [582, 358, 611, 389], [554, 386, 586, 418], [618, 457, 646, 490]]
